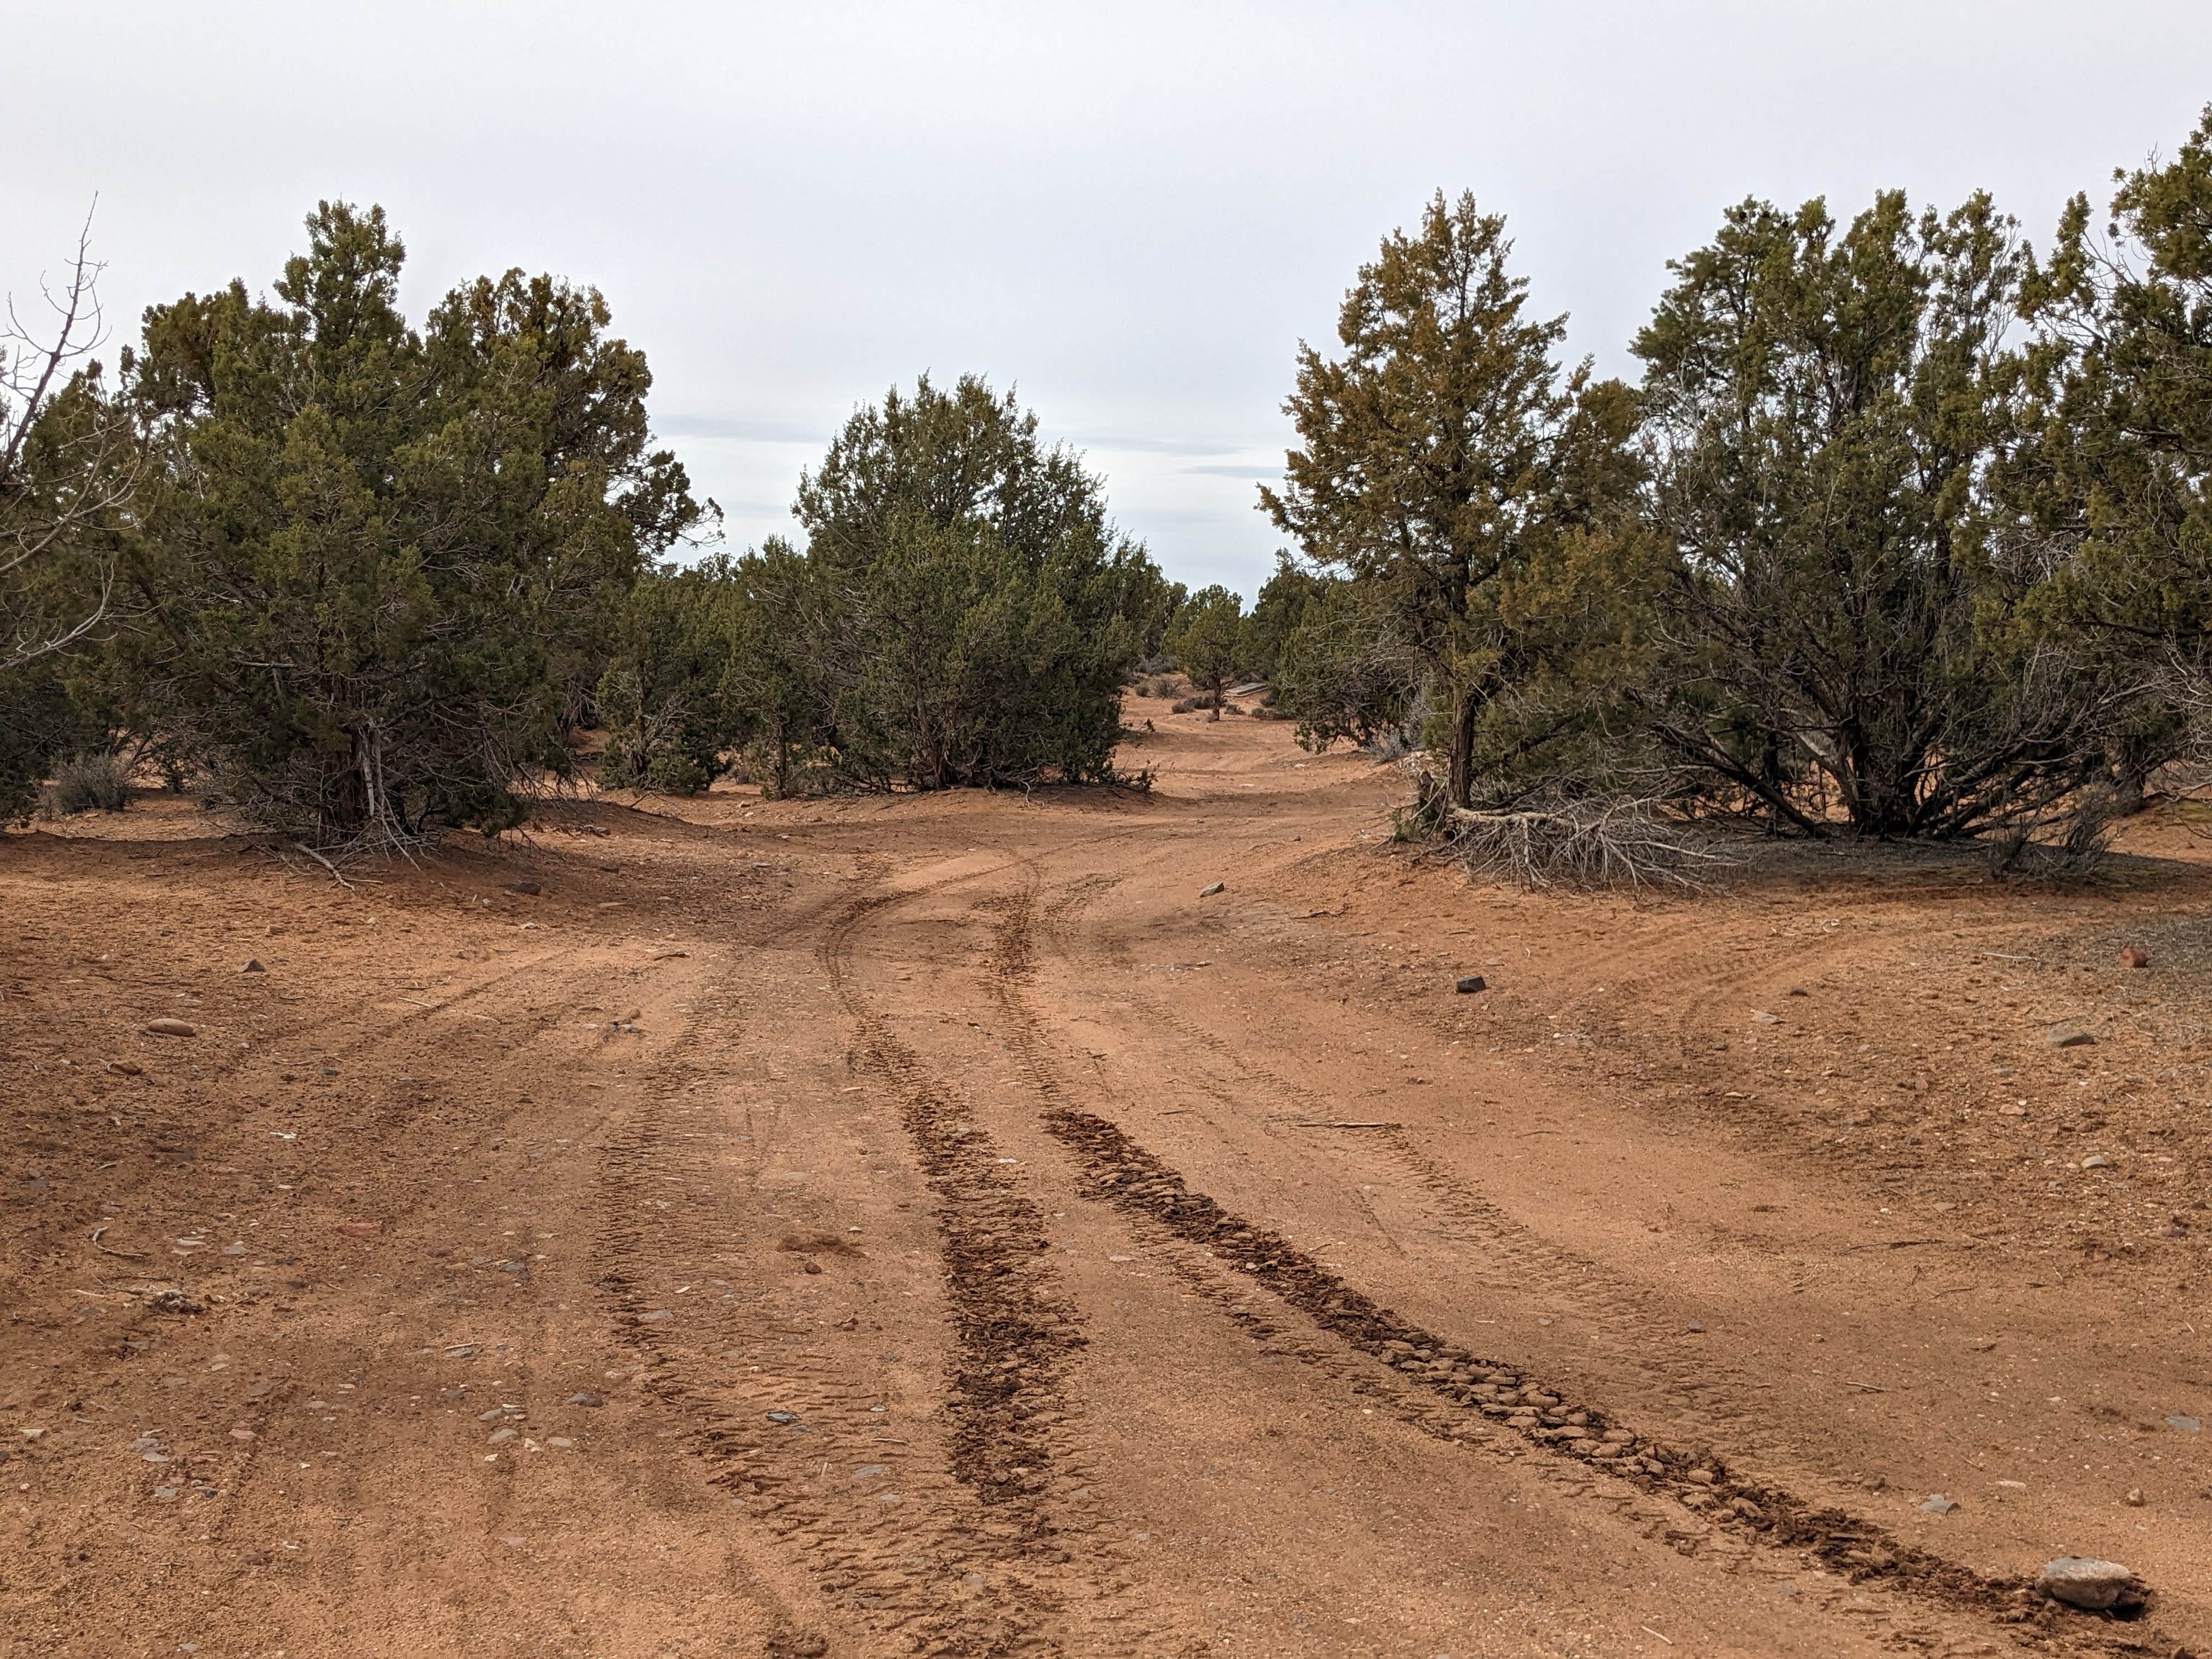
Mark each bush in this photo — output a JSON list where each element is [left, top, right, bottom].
[[41, 751, 131, 815], [754, 374, 1172, 790], [120, 202, 706, 847]]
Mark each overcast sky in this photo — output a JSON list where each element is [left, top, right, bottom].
[[9, 2, 2211, 591]]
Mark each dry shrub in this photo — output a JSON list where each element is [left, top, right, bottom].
[[1138, 674, 1183, 699], [1447, 795, 1729, 891], [1984, 785, 2123, 882], [41, 752, 131, 816]]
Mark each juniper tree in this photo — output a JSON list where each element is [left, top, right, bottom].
[[121, 202, 703, 843], [1261, 191, 1639, 809]]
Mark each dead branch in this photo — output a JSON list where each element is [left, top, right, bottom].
[[1447, 795, 1733, 892]]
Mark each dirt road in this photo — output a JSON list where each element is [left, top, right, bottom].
[[6, 690, 2212, 1657]]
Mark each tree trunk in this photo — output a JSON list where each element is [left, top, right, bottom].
[[1446, 689, 1481, 809]]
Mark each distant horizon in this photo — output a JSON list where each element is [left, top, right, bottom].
[[9, 1, 2211, 594]]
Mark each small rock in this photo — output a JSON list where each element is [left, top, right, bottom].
[[108, 1059, 144, 1076], [2046, 1026, 2096, 1049], [853, 1463, 889, 1480], [242, 959, 266, 974], [2167, 1414, 2200, 1434], [1454, 975, 1486, 994], [2081, 1153, 2113, 1170], [486, 1427, 518, 1445], [153, 1485, 178, 1500], [2036, 1556, 2134, 1611], [143, 1019, 199, 1039], [505, 881, 543, 896], [2120, 946, 2149, 969], [568, 1391, 602, 1407], [545, 1436, 574, 1449], [766, 1411, 798, 1424], [1752, 1011, 1782, 1025], [2124, 1487, 2146, 1506], [1920, 1494, 1957, 1514], [444, 1344, 476, 1359], [1198, 882, 1225, 898], [1785, 984, 1809, 997], [635, 1310, 672, 1324], [146, 1289, 204, 1316]]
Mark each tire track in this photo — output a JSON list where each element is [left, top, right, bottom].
[[984, 878, 2150, 1641]]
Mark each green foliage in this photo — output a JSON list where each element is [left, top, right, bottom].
[[2001, 105, 2212, 661], [0, 659, 104, 823], [1635, 189, 2136, 837], [1240, 555, 1328, 680], [1272, 578, 1422, 752], [1261, 191, 1643, 806], [596, 559, 741, 794], [759, 374, 1169, 789], [1164, 584, 1244, 713], [119, 203, 703, 844]]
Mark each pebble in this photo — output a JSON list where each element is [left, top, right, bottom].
[[1454, 975, 1486, 994], [506, 881, 543, 896], [1785, 984, 1809, 997], [2124, 1487, 2146, 1506], [2120, 946, 2149, 969], [568, 1391, 603, 1407], [1920, 1494, 1957, 1514], [546, 1437, 574, 1449], [2081, 1153, 2113, 1170], [2167, 1414, 2200, 1434], [1198, 882, 1225, 898], [2036, 1556, 2134, 1611], [1752, 1011, 1781, 1025], [486, 1427, 518, 1445], [144, 1019, 199, 1039], [108, 1060, 143, 1076], [635, 1310, 672, 1324], [2045, 1026, 2096, 1049], [243, 959, 266, 974]]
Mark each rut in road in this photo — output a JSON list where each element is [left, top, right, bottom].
[[590, 941, 1142, 1659], [982, 881, 2145, 1638], [813, 882, 1195, 1657]]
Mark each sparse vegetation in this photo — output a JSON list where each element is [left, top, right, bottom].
[[38, 749, 131, 816]]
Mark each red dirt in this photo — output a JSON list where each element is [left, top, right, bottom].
[[5, 690, 2210, 1657]]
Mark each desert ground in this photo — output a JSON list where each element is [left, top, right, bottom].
[[4, 689, 2211, 1659]]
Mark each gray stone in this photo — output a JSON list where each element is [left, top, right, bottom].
[[2168, 1414, 2201, 1434], [486, 1427, 518, 1445], [568, 1391, 603, 1408], [1198, 882, 1225, 898], [2046, 1026, 2097, 1048], [2036, 1556, 2134, 1611], [1919, 1493, 1957, 1514], [1455, 975, 1487, 994], [2082, 1153, 2113, 1169]]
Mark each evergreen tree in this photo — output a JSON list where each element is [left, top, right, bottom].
[[121, 203, 703, 843]]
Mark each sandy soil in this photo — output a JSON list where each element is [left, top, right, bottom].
[[5, 690, 2211, 1659]]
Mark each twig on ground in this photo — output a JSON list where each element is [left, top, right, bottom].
[[89, 1224, 146, 1261], [293, 842, 354, 889]]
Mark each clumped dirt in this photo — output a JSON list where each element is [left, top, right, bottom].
[[4, 692, 2210, 1657]]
